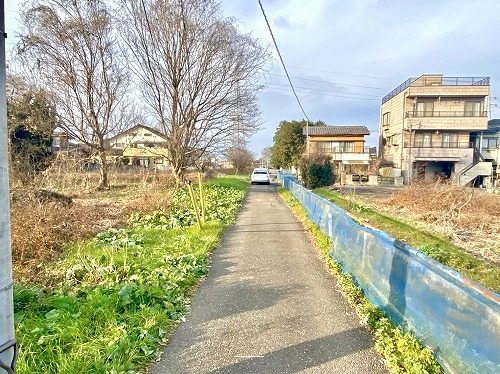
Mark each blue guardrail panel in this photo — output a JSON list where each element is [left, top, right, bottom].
[[283, 179, 500, 374]]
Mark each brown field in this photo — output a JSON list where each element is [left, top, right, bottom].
[[10, 168, 179, 283], [344, 183, 500, 264]]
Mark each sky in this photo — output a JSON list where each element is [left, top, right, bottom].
[[5, 0, 500, 157]]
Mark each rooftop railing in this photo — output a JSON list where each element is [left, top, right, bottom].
[[382, 76, 490, 104]]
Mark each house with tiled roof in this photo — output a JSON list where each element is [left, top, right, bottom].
[[108, 124, 170, 169], [303, 125, 376, 184]]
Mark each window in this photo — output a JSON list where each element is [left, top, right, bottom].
[[465, 101, 483, 117], [481, 138, 498, 149], [339, 142, 355, 152], [415, 101, 434, 117], [317, 141, 355, 153], [442, 133, 458, 148], [383, 112, 390, 126], [414, 132, 432, 147]]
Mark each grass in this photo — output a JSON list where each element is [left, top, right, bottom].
[[278, 188, 444, 374], [313, 187, 500, 293], [13, 177, 247, 374]]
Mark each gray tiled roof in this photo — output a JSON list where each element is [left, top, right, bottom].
[[303, 126, 370, 136]]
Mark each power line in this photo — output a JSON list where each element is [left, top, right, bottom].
[[265, 83, 380, 101], [268, 72, 390, 91], [287, 65, 400, 82], [257, 0, 310, 122]]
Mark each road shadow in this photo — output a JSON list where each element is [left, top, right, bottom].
[[208, 327, 377, 373]]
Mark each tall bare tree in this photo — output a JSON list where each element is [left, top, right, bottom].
[[119, 0, 269, 185], [17, 0, 131, 189]]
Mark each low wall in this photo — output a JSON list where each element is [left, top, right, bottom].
[[281, 176, 500, 374]]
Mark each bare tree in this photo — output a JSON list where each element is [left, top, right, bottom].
[[17, 0, 131, 189], [225, 146, 255, 174], [119, 0, 269, 185], [261, 146, 272, 168]]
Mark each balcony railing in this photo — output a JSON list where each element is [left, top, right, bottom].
[[404, 142, 472, 149], [407, 111, 488, 118], [382, 76, 490, 104], [316, 146, 372, 154]]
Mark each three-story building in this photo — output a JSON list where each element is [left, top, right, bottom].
[[379, 74, 492, 185]]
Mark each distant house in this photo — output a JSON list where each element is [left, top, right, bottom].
[[379, 74, 492, 186], [108, 125, 170, 169], [51, 127, 85, 154], [303, 125, 375, 184], [471, 119, 500, 187]]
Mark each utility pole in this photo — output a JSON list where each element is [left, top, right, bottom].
[[0, 0, 17, 372]]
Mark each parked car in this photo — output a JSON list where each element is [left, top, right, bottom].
[[251, 168, 271, 185]]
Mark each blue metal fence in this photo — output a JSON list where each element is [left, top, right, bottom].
[[280, 175, 500, 374]]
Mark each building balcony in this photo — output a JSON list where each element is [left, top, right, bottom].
[[330, 151, 371, 163], [404, 116, 488, 131], [407, 111, 488, 118], [403, 142, 474, 161]]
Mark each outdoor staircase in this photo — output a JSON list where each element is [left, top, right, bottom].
[[457, 161, 493, 186]]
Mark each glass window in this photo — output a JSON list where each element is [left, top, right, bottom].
[[317, 141, 355, 153], [465, 101, 482, 117], [317, 142, 332, 153], [482, 138, 498, 149], [340, 142, 355, 152], [442, 133, 458, 148], [383, 112, 390, 125], [415, 101, 434, 117], [414, 132, 432, 147]]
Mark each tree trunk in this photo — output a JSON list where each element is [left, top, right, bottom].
[[97, 151, 109, 190], [171, 162, 185, 187]]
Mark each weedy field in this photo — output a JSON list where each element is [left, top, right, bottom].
[[11, 169, 247, 373], [10, 169, 178, 284]]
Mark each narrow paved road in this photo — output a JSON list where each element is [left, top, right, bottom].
[[149, 183, 388, 374]]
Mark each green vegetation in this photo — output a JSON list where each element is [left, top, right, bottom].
[[278, 188, 444, 374], [271, 119, 326, 169], [299, 154, 333, 189], [313, 187, 500, 293], [14, 179, 246, 373]]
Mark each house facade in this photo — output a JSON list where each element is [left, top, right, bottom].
[[303, 125, 375, 184], [471, 119, 500, 187], [108, 125, 170, 169], [379, 74, 492, 185]]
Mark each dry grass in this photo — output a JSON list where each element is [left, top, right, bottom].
[[375, 182, 500, 264], [10, 167, 178, 283]]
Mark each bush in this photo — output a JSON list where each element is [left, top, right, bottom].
[[300, 155, 333, 189]]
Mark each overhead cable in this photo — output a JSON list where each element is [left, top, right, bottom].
[[258, 0, 310, 122]]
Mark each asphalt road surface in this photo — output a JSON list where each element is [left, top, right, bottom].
[[149, 183, 388, 374]]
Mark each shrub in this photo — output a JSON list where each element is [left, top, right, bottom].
[[300, 154, 333, 189]]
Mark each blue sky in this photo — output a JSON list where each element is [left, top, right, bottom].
[[219, 0, 500, 156], [5, 1, 500, 157]]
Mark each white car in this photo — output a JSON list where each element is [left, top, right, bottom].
[[251, 168, 271, 185]]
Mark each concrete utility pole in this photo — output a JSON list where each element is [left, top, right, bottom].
[[0, 1, 17, 372]]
